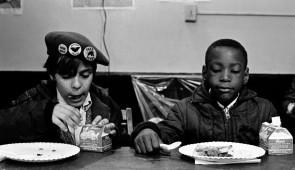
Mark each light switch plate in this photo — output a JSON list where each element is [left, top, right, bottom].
[[184, 4, 197, 22]]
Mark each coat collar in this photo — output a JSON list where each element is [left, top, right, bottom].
[[190, 82, 257, 104], [90, 90, 110, 120], [38, 80, 110, 119]]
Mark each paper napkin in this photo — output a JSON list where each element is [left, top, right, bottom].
[[195, 159, 261, 165]]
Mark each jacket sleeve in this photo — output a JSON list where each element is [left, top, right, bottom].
[[0, 89, 58, 144], [156, 102, 185, 144], [130, 101, 186, 146], [130, 121, 161, 147], [257, 97, 277, 123]]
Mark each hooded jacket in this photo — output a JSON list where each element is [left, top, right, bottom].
[[131, 83, 277, 146], [0, 80, 127, 146]]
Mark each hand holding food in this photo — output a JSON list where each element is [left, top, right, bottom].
[[52, 103, 82, 132], [92, 115, 116, 135]]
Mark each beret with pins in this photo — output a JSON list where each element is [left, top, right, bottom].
[[45, 31, 109, 66]]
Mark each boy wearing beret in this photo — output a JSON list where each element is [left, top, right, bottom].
[[0, 31, 127, 147], [131, 39, 277, 154]]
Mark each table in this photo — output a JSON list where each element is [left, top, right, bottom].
[[0, 146, 294, 170]]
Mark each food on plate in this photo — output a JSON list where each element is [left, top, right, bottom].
[[193, 144, 233, 157]]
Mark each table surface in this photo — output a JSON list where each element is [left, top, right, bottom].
[[0, 146, 294, 170]]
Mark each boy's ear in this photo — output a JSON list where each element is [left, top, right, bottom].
[[243, 67, 249, 84], [202, 65, 208, 81]]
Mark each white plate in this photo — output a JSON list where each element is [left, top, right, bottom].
[[0, 142, 80, 162], [179, 141, 265, 162]]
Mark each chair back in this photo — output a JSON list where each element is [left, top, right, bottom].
[[121, 108, 133, 135]]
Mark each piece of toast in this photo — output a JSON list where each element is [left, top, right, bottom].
[[193, 144, 233, 157]]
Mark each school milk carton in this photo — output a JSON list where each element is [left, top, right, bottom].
[[79, 124, 112, 152], [259, 120, 293, 155]]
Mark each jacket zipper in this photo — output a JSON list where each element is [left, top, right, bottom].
[[223, 108, 231, 141]]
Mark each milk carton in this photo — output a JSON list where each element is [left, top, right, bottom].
[[79, 124, 112, 152], [259, 122, 293, 155]]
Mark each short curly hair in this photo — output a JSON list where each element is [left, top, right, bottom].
[[205, 39, 248, 69]]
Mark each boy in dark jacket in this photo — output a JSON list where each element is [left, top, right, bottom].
[[131, 39, 277, 154], [0, 31, 127, 147]]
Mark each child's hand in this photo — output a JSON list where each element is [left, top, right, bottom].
[[134, 128, 168, 154], [52, 103, 82, 132], [92, 115, 116, 135]]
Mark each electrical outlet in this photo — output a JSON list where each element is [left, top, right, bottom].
[[184, 4, 197, 22]]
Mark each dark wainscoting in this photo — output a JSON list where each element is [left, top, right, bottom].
[[0, 71, 294, 130]]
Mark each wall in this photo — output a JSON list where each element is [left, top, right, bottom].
[[0, 0, 295, 74]]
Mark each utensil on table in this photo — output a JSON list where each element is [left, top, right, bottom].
[[160, 141, 182, 151]]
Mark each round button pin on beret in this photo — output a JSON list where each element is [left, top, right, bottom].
[[84, 47, 97, 61], [69, 43, 81, 56], [58, 44, 67, 55]]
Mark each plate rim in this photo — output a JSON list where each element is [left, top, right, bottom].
[[178, 141, 265, 161], [0, 142, 80, 163]]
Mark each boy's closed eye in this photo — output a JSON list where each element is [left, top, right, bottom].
[[80, 70, 93, 78], [61, 74, 73, 79], [212, 69, 221, 73], [59, 69, 77, 79], [230, 65, 242, 74], [231, 69, 241, 74], [81, 72, 91, 78], [210, 65, 222, 73], [231, 71, 240, 74], [60, 69, 93, 79]]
